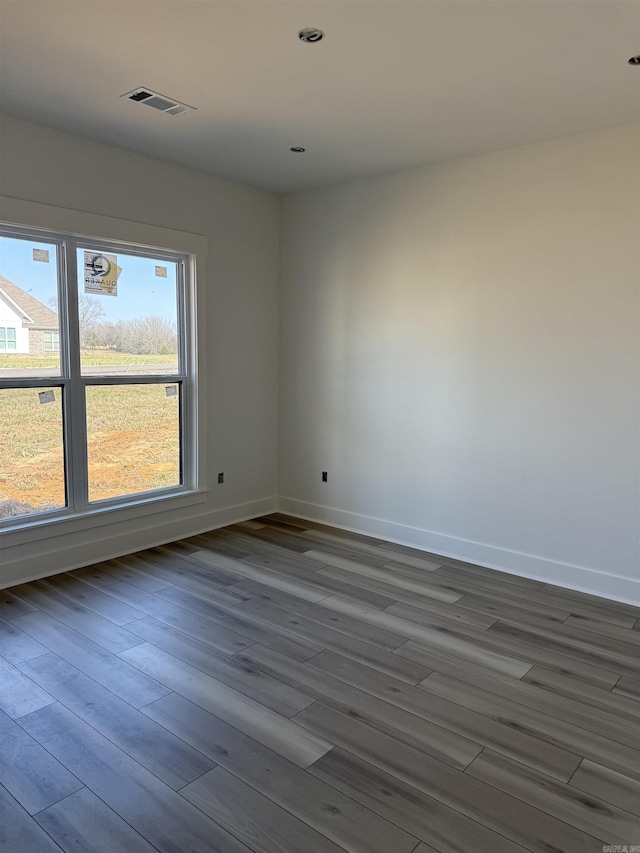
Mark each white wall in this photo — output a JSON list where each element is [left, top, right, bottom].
[[2, 117, 637, 603], [1, 115, 280, 586], [279, 124, 640, 603], [0, 299, 28, 352]]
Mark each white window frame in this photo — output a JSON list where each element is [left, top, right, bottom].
[[0, 196, 208, 536], [0, 327, 17, 350], [43, 331, 60, 351]]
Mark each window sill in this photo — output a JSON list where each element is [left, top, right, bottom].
[[0, 488, 209, 547]]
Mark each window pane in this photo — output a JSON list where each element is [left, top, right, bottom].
[[77, 249, 179, 376], [0, 235, 61, 377], [86, 383, 181, 502], [0, 387, 66, 520]]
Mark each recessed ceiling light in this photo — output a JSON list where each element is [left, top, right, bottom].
[[298, 28, 324, 44], [628, 55, 640, 65], [290, 147, 306, 153]]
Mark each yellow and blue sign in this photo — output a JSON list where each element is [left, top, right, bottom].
[[84, 252, 122, 296]]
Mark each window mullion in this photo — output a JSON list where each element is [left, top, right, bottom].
[[82, 373, 186, 386], [61, 240, 89, 513]]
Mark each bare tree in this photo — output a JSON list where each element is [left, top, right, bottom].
[[49, 295, 106, 347], [89, 316, 177, 354], [133, 316, 178, 354], [78, 295, 106, 345]]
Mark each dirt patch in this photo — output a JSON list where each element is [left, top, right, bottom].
[[87, 429, 179, 501], [1, 426, 178, 508]]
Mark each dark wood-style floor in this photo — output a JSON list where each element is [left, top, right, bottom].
[[1, 514, 639, 853]]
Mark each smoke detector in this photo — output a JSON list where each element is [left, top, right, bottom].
[[121, 88, 196, 116], [298, 28, 324, 43]]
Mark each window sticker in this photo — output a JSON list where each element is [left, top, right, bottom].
[[165, 386, 177, 397], [155, 265, 168, 278], [84, 252, 122, 296], [33, 248, 50, 263], [38, 390, 55, 405]]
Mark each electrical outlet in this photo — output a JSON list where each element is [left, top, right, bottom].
[[322, 471, 328, 483], [218, 472, 224, 484]]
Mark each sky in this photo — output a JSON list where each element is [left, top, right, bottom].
[[0, 235, 178, 325]]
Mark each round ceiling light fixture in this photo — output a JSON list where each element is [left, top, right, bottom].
[[290, 147, 306, 153], [298, 28, 324, 43], [628, 55, 640, 65]]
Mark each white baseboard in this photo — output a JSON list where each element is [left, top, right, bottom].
[[0, 495, 277, 590], [4, 491, 637, 607], [278, 496, 640, 606]]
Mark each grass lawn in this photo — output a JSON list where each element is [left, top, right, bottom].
[[0, 352, 177, 370], [0, 363, 180, 517]]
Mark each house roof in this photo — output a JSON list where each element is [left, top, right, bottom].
[[0, 275, 58, 330]]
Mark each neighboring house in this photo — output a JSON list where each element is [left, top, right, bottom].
[[0, 274, 59, 354]]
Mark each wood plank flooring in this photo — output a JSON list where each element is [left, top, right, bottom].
[[1, 513, 638, 853]]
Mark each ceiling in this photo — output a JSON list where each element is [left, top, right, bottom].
[[1, 1, 639, 194]]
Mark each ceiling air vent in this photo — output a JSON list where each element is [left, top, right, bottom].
[[121, 87, 196, 116]]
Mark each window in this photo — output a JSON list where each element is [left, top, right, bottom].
[[44, 331, 60, 351], [0, 328, 17, 350], [0, 225, 197, 525]]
